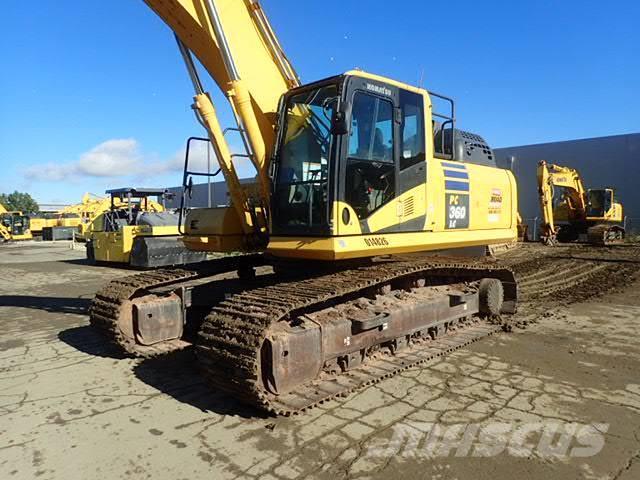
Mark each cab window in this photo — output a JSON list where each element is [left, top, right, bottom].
[[400, 90, 425, 170], [604, 190, 613, 213], [345, 92, 395, 220]]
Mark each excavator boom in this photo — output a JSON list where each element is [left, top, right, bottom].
[[143, 0, 299, 241]]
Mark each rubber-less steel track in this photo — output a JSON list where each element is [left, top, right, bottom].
[[196, 256, 515, 415], [587, 224, 625, 246], [89, 268, 198, 357], [89, 255, 263, 357]]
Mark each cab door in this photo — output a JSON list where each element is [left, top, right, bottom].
[[337, 78, 428, 235], [395, 89, 428, 232], [337, 77, 400, 235]]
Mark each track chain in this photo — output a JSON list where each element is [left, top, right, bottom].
[[89, 268, 198, 357], [196, 256, 514, 415], [89, 254, 265, 357], [587, 224, 625, 246]]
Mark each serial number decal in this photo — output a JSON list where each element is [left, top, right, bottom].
[[446, 193, 470, 229], [364, 236, 390, 247]]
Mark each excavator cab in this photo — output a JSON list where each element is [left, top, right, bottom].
[[271, 74, 427, 241], [0, 211, 31, 241], [586, 188, 622, 222], [267, 72, 511, 260], [586, 189, 608, 218], [270, 75, 412, 243]]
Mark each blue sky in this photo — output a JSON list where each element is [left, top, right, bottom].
[[1, 0, 638, 204]]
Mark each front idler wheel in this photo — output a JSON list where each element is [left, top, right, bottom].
[[479, 278, 504, 316]]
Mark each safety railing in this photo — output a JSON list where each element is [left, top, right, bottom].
[[427, 90, 455, 160], [178, 137, 221, 234], [177, 128, 254, 234]]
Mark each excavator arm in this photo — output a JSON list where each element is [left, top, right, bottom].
[[142, 0, 299, 244]]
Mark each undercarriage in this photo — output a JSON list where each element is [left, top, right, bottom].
[[543, 223, 626, 247], [90, 254, 516, 414]]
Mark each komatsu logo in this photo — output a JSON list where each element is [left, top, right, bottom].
[[366, 84, 392, 96]]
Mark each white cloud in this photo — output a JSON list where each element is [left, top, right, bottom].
[[24, 138, 143, 181], [23, 163, 76, 182], [23, 137, 257, 185], [167, 141, 220, 173], [76, 138, 142, 177]]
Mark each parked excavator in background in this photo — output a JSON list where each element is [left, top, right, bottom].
[[52, 193, 109, 237], [0, 203, 32, 242], [90, 0, 519, 414], [29, 194, 106, 236], [29, 193, 135, 240], [86, 188, 207, 267], [537, 160, 625, 246], [54, 194, 95, 230]]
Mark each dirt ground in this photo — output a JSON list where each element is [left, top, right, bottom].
[[1, 241, 639, 480]]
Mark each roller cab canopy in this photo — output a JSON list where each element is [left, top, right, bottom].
[[105, 188, 172, 199]]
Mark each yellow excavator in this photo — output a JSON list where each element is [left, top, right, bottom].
[[30, 194, 106, 236], [537, 160, 625, 246], [90, 0, 519, 414], [54, 193, 101, 230], [73, 194, 110, 241], [0, 203, 32, 242]]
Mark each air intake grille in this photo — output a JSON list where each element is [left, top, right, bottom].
[[403, 197, 415, 216]]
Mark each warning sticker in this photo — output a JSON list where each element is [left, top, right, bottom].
[[488, 188, 503, 223]]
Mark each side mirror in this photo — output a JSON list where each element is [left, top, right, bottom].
[[331, 109, 349, 135]]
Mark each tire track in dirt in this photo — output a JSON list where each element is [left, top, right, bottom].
[[499, 243, 640, 317]]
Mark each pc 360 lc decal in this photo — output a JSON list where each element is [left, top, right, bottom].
[[446, 193, 469, 229]]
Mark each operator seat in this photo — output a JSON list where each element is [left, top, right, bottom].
[[372, 128, 390, 161]]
